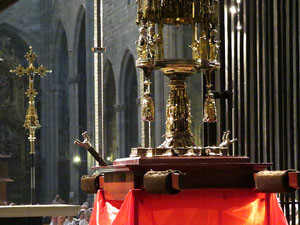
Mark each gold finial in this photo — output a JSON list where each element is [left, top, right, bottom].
[[25, 46, 37, 63]]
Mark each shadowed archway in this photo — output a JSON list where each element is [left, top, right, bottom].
[[119, 50, 138, 157], [0, 24, 33, 203], [55, 22, 70, 204], [76, 8, 87, 204], [103, 60, 117, 162]]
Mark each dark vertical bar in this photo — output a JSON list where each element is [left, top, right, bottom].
[[227, 0, 233, 154], [268, 0, 275, 169], [255, 0, 261, 163], [286, 0, 292, 170], [245, 0, 252, 159], [297, 3, 300, 225], [288, 0, 299, 225], [277, 0, 284, 215], [264, 0, 271, 164], [239, 0, 245, 156], [267, 0, 272, 166], [273, 0, 280, 171], [258, 0, 264, 163], [278, 1, 290, 220], [219, 0, 226, 141], [277, 0, 283, 170], [249, 0, 258, 162], [234, 0, 239, 156], [243, 0, 249, 157]]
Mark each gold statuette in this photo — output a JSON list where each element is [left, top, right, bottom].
[[141, 78, 155, 122], [141, 92, 155, 122], [136, 24, 147, 60], [203, 90, 217, 123]]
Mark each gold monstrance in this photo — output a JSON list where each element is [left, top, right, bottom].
[[10, 46, 52, 204], [132, 0, 236, 157]]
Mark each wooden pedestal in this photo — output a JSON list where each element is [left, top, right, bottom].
[[93, 156, 271, 200]]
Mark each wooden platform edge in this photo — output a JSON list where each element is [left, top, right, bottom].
[[0, 204, 81, 218]]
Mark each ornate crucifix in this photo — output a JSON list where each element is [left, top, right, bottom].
[[10, 46, 51, 204]]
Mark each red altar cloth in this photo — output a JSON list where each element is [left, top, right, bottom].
[[89, 189, 288, 225]]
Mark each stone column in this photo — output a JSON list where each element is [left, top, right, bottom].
[[114, 103, 126, 158], [154, 71, 165, 146], [68, 75, 80, 204], [85, 0, 96, 174]]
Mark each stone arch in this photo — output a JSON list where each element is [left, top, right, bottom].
[[53, 21, 70, 203], [118, 50, 139, 157], [103, 60, 117, 162], [0, 24, 34, 203], [73, 4, 86, 77], [0, 23, 29, 63]]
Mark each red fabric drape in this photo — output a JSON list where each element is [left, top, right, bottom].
[[90, 189, 288, 225]]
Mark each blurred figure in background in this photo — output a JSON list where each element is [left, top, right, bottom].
[[57, 215, 66, 225], [64, 215, 77, 225], [79, 208, 92, 225], [49, 216, 58, 225], [81, 202, 88, 210], [75, 209, 86, 225]]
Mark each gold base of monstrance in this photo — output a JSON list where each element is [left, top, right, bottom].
[[131, 59, 234, 157]]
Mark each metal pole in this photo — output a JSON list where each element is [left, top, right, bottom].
[[100, 0, 105, 159], [148, 121, 151, 147], [30, 152, 35, 204], [94, 0, 100, 158]]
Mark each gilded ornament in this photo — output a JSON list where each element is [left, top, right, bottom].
[[159, 78, 194, 148], [136, 24, 147, 60], [203, 90, 217, 123], [219, 130, 238, 147], [146, 23, 160, 60], [141, 91, 155, 122], [209, 29, 220, 62], [131, 0, 230, 157]]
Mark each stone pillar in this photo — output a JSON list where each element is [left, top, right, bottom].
[[85, 0, 96, 174], [68, 75, 80, 204], [114, 103, 126, 158], [154, 71, 165, 146]]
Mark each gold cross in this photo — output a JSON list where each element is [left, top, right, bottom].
[[10, 46, 52, 77], [10, 46, 52, 154]]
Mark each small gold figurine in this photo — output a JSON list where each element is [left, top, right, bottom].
[[146, 23, 160, 60], [190, 32, 208, 61], [190, 39, 200, 60], [136, 24, 147, 60], [141, 91, 155, 121], [199, 32, 208, 61], [209, 29, 220, 62], [203, 90, 217, 123], [141, 79, 155, 122]]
